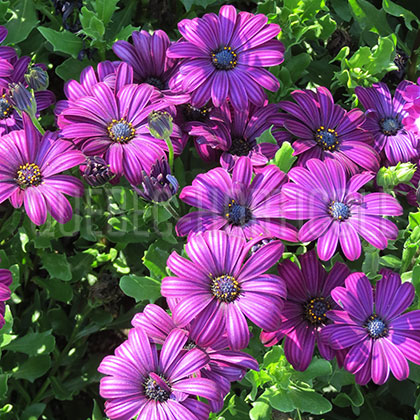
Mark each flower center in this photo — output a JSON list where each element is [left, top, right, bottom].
[[304, 297, 331, 325], [315, 126, 339, 151], [107, 118, 135, 143], [211, 46, 237, 70], [184, 339, 197, 350], [144, 374, 171, 402], [225, 199, 252, 226], [211, 274, 240, 302], [0, 95, 12, 120], [183, 104, 209, 122], [229, 138, 252, 156], [380, 117, 401, 136], [144, 76, 166, 91], [16, 163, 42, 188], [364, 314, 388, 339], [329, 201, 350, 221]]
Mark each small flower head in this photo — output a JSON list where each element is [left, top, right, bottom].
[[25, 65, 49, 91], [148, 110, 173, 139], [82, 156, 114, 187], [9, 82, 35, 114]]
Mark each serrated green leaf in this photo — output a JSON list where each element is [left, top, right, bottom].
[[95, 0, 119, 26], [256, 128, 277, 145], [40, 253, 72, 281], [80, 6, 105, 41], [382, 0, 419, 30], [4, 0, 38, 43], [38, 27, 83, 59], [180, 0, 218, 12]]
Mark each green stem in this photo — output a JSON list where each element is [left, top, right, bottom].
[[30, 116, 45, 135], [163, 200, 179, 219], [296, 408, 302, 420], [163, 135, 174, 171]]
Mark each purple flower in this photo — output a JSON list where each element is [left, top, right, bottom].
[[260, 250, 350, 371], [58, 63, 184, 185], [282, 158, 403, 261], [98, 327, 220, 420], [322, 270, 420, 385], [355, 81, 419, 165], [0, 268, 11, 330], [161, 230, 286, 350], [272, 87, 379, 175], [188, 102, 280, 171], [132, 303, 258, 412], [176, 156, 298, 241], [113, 30, 189, 105], [0, 114, 85, 225], [167, 5, 284, 109], [401, 78, 420, 136], [132, 157, 178, 203]]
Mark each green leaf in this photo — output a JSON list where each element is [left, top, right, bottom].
[[179, 0, 218, 12], [270, 142, 297, 173], [4, 0, 38, 43], [40, 253, 72, 281], [265, 386, 295, 412], [14, 355, 51, 382], [249, 400, 272, 420], [21, 403, 46, 420], [332, 385, 364, 408], [294, 357, 332, 382], [4, 330, 55, 355], [379, 254, 401, 269], [0, 374, 9, 400], [79, 6, 105, 41], [348, 0, 392, 36], [256, 128, 277, 145], [55, 57, 96, 82], [286, 53, 312, 82], [95, 0, 119, 26], [143, 239, 174, 279], [0, 1, 10, 22], [289, 389, 332, 414], [92, 400, 105, 420], [111, 24, 138, 42], [34, 277, 73, 303], [382, 0, 419, 30], [119, 275, 161, 303], [38, 27, 83, 59]]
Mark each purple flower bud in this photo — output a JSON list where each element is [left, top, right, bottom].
[[25, 65, 49, 91], [147, 111, 173, 139], [83, 156, 113, 187], [9, 83, 34, 113]]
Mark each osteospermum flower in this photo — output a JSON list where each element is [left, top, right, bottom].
[[282, 159, 403, 261], [0, 114, 84, 225], [260, 250, 350, 371], [355, 81, 418, 165], [113, 30, 189, 105], [0, 268, 12, 329], [272, 87, 379, 174], [167, 5, 284, 109], [132, 304, 259, 412], [401, 77, 420, 136], [189, 101, 280, 171], [322, 270, 420, 385], [98, 327, 219, 420], [58, 66, 184, 185], [162, 230, 286, 350], [176, 156, 297, 241]]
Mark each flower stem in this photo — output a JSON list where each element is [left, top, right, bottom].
[[31, 116, 45, 135], [163, 200, 179, 219], [163, 135, 174, 171]]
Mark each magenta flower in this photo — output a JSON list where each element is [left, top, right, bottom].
[[188, 101, 280, 171], [261, 250, 350, 371], [98, 327, 219, 420], [401, 78, 420, 136], [356, 81, 418, 165], [0, 268, 11, 329], [272, 87, 379, 175], [0, 114, 85, 225], [58, 65, 184, 184], [176, 157, 298, 242], [322, 270, 420, 385], [282, 159, 403, 261], [167, 5, 284, 109], [132, 304, 259, 412], [162, 230, 286, 350], [113, 30, 189, 105]]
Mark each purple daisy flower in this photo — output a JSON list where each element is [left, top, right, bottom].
[[58, 65, 184, 185], [401, 78, 420, 136], [188, 101, 280, 171], [113, 30, 189, 105], [272, 87, 379, 175], [132, 303, 259, 412], [0, 268, 11, 330], [322, 270, 420, 385], [167, 5, 284, 109], [98, 327, 220, 420], [176, 156, 298, 241], [161, 230, 286, 350], [282, 158, 403, 261], [355, 81, 419, 165], [0, 114, 85, 225], [260, 250, 350, 371]]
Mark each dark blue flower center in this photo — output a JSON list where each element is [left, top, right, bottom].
[[380, 117, 401, 136], [315, 126, 339, 151], [144, 76, 166, 91], [212, 46, 237, 70], [107, 118, 135, 143], [144, 375, 170, 402], [229, 138, 252, 156], [225, 199, 252, 226], [365, 314, 388, 339], [16, 163, 43, 188], [183, 103, 209, 122], [305, 297, 331, 325], [211, 274, 240, 302], [329, 201, 350, 220], [0, 95, 12, 120]]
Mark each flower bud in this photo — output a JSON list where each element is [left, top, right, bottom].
[[25, 65, 49, 91], [8, 82, 35, 114], [148, 111, 173, 139], [83, 156, 113, 187]]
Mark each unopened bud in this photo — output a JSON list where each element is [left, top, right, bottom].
[[9, 82, 35, 114], [148, 111, 173, 139], [25, 65, 49, 91], [83, 156, 113, 187]]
